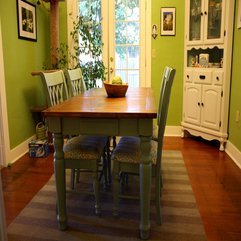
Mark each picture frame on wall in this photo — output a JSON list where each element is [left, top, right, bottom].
[[16, 0, 37, 41], [238, 0, 241, 29], [160, 7, 176, 36]]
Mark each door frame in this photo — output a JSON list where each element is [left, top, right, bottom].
[[0, 19, 10, 167], [67, 0, 152, 87]]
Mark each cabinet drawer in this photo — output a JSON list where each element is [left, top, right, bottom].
[[184, 69, 193, 82], [213, 70, 223, 85], [193, 69, 212, 84]]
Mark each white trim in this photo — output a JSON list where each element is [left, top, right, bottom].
[[145, 0, 152, 87], [7, 135, 35, 166], [0, 19, 8, 241], [0, 18, 10, 167], [165, 126, 182, 136], [226, 140, 241, 169]]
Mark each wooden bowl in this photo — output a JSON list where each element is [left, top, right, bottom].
[[103, 81, 128, 97]]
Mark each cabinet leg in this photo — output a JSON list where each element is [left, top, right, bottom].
[[219, 139, 225, 151]]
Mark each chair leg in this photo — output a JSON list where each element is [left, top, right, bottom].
[[155, 172, 162, 225], [112, 136, 117, 149], [70, 169, 75, 190], [76, 169, 80, 183], [107, 138, 112, 185], [102, 147, 109, 189], [113, 163, 120, 217], [93, 169, 101, 216]]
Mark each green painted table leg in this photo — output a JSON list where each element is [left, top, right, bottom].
[[53, 133, 67, 230], [139, 136, 152, 240]]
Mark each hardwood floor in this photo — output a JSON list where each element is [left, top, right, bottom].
[[1, 136, 241, 241]]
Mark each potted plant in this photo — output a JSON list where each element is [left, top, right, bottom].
[[44, 9, 105, 90]]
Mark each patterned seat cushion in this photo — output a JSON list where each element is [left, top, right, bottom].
[[152, 125, 158, 142], [112, 136, 157, 165], [63, 135, 108, 160]]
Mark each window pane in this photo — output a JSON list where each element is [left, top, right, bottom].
[[189, 0, 201, 41], [127, 0, 139, 21], [115, 46, 127, 69], [115, 0, 126, 20], [128, 46, 139, 69], [127, 22, 139, 44], [115, 22, 127, 44], [128, 70, 139, 87]]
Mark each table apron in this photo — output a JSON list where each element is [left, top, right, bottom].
[[46, 117, 153, 136]]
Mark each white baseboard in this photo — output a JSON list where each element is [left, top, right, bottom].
[[165, 126, 182, 136], [6, 135, 35, 166], [225, 140, 241, 169]]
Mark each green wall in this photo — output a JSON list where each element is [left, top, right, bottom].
[[0, 0, 49, 149], [151, 0, 184, 125], [228, 0, 241, 151]]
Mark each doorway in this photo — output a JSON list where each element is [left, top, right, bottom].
[[68, 0, 151, 87]]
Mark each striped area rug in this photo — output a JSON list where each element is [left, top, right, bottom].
[[7, 151, 207, 241]]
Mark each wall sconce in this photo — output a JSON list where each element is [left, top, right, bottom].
[[152, 24, 158, 39]]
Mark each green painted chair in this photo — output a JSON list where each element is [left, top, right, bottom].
[[64, 68, 110, 189], [40, 70, 108, 215], [111, 67, 176, 224]]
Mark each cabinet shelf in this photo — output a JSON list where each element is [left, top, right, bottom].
[[187, 47, 223, 68]]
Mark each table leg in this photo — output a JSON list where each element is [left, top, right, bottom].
[[139, 136, 152, 240], [53, 133, 67, 230]]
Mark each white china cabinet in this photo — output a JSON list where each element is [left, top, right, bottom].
[[181, 0, 235, 151]]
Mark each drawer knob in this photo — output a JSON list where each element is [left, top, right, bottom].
[[216, 76, 219, 81], [199, 75, 206, 80]]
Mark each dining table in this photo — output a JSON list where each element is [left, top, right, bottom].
[[43, 87, 157, 239]]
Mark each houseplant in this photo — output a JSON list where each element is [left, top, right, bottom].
[[44, 9, 105, 90]]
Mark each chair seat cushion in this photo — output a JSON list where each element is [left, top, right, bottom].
[[152, 125, 158, 142], [112, 136, 157, 165], [63, 135, 108, 160]]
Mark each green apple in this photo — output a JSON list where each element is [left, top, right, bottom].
[[112, 76, 122, 85]]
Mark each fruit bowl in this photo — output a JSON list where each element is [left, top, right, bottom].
[[103, 81, 128, 98]]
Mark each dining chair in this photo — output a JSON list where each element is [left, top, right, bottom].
[[64, 68, 111, 188], [111, 66, 176, 224], [64, 68, 87, 188], [40, 70, 108, 215]]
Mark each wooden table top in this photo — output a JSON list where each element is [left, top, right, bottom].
[[43, 87, 157, 119]]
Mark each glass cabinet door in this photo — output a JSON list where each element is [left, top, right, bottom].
[[206, 0, 223, 40], [189, 0, 202, 42]]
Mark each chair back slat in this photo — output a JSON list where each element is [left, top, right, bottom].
[[156, 67, 176, 168], [65, 68, 86, 97], [41, 70, 69, 107]]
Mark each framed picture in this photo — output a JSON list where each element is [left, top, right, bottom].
[[160, 7, 176, 36], [238, 0, 241, 29], [16, 0, 37, 41]]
